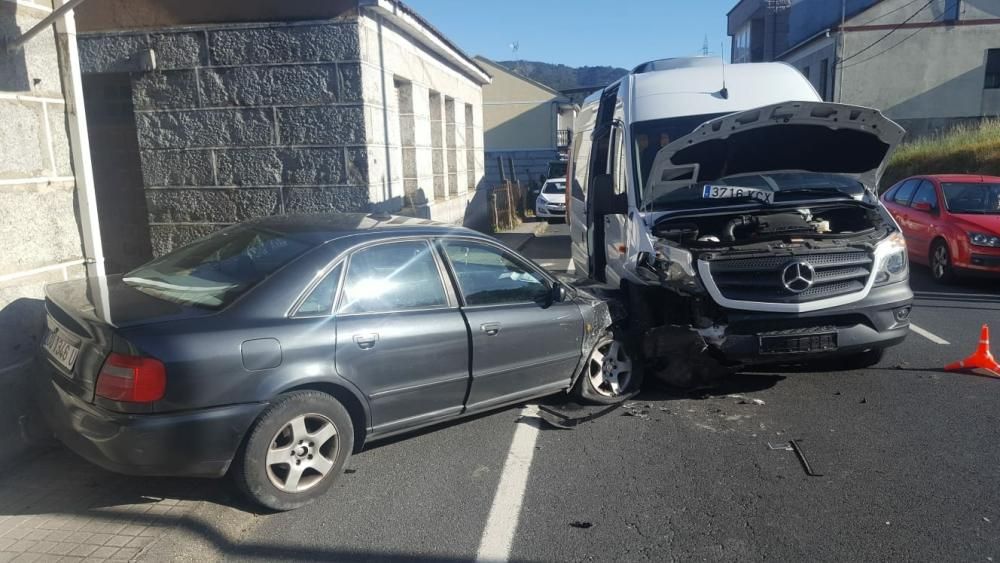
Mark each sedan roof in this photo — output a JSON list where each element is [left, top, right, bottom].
[[247, 212, 485, 244], [917, 174, 1000, 183]]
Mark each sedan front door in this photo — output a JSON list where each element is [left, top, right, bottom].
[[333, 240, 470, 435], [439, 239, 584, 412]]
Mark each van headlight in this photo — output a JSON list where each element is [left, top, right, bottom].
[[874, 232, 909, 286], [651, 240, 700, 289]]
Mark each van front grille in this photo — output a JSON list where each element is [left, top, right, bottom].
[[705, 252, 873, 304]]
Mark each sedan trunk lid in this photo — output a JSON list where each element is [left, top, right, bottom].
[[42, 275, 217, 402]]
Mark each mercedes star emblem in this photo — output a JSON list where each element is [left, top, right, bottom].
[[781, 260, 815, 293]]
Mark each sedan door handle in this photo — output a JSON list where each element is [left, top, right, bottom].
[[353, 333, 379, 350], [480, 323, 501, 336]]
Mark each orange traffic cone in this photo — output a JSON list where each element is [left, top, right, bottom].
[[944, 324, 1000, 378]]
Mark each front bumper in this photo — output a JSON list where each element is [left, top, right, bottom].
[[535, 204, 566, 218], [36, 372, 265, 478], [710, 281, 913, 365]]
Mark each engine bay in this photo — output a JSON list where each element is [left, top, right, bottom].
[[651, 203, 885, 247]]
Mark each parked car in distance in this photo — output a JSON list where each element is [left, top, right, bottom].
[[36, 213, 636, 511], [535, 178, 567, 221], [880, 174, 1000, 282]]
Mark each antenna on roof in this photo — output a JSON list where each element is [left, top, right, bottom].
[[702, 35, 710, 56], [719, 41, 729, 99]]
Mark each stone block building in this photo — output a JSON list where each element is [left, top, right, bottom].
[[76, 0, 490, 262], [0, 0, 490, 466]]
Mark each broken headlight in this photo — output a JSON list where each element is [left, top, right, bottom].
[[874, 232, 909, 286], [651, 240, 700, 289]]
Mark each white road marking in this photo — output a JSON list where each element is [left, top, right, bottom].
[[476, 405, 541, 563], [910, 323, 950, 345], [567, 259, 576, 274]]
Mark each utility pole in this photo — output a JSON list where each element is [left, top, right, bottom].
[[838, 0, 846, 102], [702, 34, 710, 56]]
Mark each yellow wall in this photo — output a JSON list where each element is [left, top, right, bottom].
[[476, 58, 560, 151]]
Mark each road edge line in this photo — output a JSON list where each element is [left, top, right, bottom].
[[910, 323, 950, 345], [475, 405, 541, 563]]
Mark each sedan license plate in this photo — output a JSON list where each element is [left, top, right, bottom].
[[44, 331, 80, 372]]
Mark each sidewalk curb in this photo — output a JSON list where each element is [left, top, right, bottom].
[[518, 221, 549, 251]]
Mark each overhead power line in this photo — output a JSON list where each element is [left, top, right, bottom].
[[837, 0, 936, 66], [840, 0, 959, 69]]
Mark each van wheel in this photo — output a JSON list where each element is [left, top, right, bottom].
[[233, 391, 354, 511], [930, 240, 955, 283], [573, 330, 643, 404]]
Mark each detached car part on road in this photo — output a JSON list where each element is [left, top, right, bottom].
[[567, 58, 914, 386], [36, 214, 636, 511]]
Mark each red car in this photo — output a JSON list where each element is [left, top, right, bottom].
[[881, 174, 1000, 282]]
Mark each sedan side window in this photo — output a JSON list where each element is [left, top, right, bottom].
[[296, 264, 343, 317], [338, 241, 448, 315], [443, 241, 548, 306], [893, 179, 920, 205], [910, 181, 938, 211]]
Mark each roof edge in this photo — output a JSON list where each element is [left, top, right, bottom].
[[359, 0, 491, 85]]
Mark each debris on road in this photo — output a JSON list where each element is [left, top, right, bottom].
[[726, 394, 766, 406], [570, 521, 593, 529], [622, 403, 652, 420], [537, 401, 629, 429], [767, 439, 823, 477]]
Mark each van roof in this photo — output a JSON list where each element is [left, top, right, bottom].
[[587, 58, 822, 123]]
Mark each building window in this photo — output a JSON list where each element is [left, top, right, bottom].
[[986, 49, 1000, 90], [465, 104, 476, 191], [733, 22, 752, 63], [429, 90, 445, 200], [945, 0, 961, 22], [819, 58, 829, 100]]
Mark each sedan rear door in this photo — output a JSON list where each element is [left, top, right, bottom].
[[439, 239, 583, 412], [333, 239, 470, 435]]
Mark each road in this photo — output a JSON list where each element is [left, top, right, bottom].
[[160, 222, 1000, 562]]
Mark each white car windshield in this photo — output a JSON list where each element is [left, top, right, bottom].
[[542, 182, 566, 195]]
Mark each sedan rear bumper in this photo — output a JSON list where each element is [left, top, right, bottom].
[[36, 374, 265, 478]]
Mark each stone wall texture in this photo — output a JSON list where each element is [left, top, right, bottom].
[[79, 20, 372, 254], [0, 0, 87, 468]]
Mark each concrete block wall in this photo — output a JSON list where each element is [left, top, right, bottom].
[[357, 14, 486, 225], [0, 0, 87, 466], [78, 19, 372, 254]]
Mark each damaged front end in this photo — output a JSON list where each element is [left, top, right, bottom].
[[621, 101, 910, 384]]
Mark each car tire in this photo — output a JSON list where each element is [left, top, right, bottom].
[[930, 240, 955, 283], [233, 391, 354, 511], [838, 348, 885, 370], [572, 330, 643, 404]]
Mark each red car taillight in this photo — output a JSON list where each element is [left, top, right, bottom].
[[95, 353, 166, 403]]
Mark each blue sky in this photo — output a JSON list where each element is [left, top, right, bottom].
[[406, 0, 736, 69]]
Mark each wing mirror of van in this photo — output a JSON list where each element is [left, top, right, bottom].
[[593, 174, 627, 215]]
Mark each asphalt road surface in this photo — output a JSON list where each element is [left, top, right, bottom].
[[161, 222, 1000, 563]]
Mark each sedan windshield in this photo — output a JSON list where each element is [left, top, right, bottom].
[[942, 182, 1000, 214], [542, 181, 566, 195], [643, 172, 865, 210], [124, 225, 317, 309]]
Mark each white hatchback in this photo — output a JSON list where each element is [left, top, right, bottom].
[[535, 178, 567, 221]]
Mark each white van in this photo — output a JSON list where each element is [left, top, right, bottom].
[[567, 58, 913, 386]]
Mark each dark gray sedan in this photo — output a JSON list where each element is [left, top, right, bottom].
[[36, 213, 639, 510]]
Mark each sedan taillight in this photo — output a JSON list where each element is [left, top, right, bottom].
[[95, 353, 166, 403]]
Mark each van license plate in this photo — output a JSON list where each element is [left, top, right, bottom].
[[703, 185, 775, 204], [759, 332, 837, 355], [44, 331, 80, 372]]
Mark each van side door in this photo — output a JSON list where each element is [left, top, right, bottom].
[[569, 111, 594, 275]]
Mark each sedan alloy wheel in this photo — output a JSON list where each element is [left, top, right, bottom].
[[266, 413, 340, 493]]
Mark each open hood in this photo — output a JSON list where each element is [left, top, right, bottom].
[[646, 101, 906, 194]]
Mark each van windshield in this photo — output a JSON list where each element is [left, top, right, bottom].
[[633, 113, 728, 199], [642, 172, 865, 210]]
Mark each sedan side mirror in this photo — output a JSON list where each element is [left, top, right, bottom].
[[550, 283, 569, 304], [912, 202, 934, 213]]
